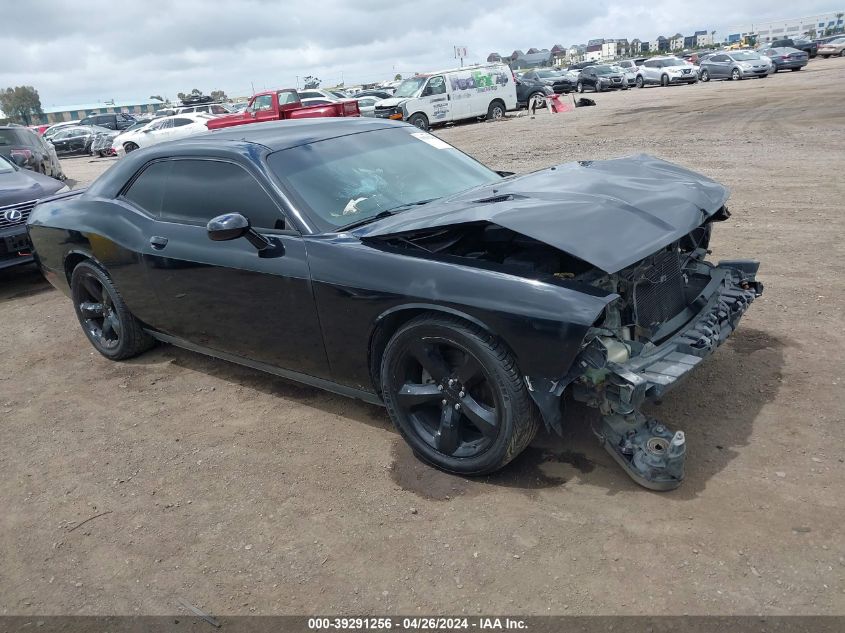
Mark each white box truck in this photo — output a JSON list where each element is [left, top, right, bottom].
[[374, 63, 517, 130]]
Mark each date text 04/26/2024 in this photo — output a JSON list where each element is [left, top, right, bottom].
[[307, 617, 527, 630]]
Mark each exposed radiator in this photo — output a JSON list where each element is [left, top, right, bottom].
[[633, 250, 687, 328]]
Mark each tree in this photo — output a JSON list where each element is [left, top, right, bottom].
[[394, 73, 402, 81], [0, 86, 43, 125], [149, 94, 164, 101], [209, 89, 228, 102], [303, 75, 321, 89]]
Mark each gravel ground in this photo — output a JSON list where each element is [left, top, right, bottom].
[[1, 58, 843, 617]]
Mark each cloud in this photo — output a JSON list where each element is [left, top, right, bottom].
[[1, 0, 838, 104]]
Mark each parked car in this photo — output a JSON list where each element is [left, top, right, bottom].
[[698, 51, 771, 81], [814, 35, 844, 48], [818, 37, 845, 57], [759, 47, 809, 72], [636, 57, 699, 87], [27, 118, 762, 491], [206, 89, 360, 130], [49, 125, 113, 155], [0, 125, 64, 179], [298, 89, 342, 101], [519, 69, 574, 94], [769, 38, 818, 58], [90, 130, 120, 157], [42, 121, 81, 141], [354, 90, 394, 100], [514, 75, 553, 109], [616, 59, 640, 85], [1, 155, 67, 270], [577, 65, 629, 92], [373, 63, 516, 130], [355, 96, 384, 117], [78, 112, 137, 131], [176, 103, 234, 115], [112, 113, 214, 154], [610, 64, 636, 86]]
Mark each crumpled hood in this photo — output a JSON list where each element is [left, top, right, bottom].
[[374, 97, 410, 108], [357, 154, 729, 274]]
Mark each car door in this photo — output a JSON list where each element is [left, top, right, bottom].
[[246, 94, 277, 124], [143, 118, 174, 147], [420, 75, 451, 122], [125, 157, 330, 377], [642, 60, 658, 83], [168, 117, 200, 141], [708, 54, 728, 78]]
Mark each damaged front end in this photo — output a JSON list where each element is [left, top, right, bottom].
[[566, 225, 763, 490]]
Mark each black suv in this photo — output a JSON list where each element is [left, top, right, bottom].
[[770, 38, 818, 58], [78, 112, 137, 130], [0, 125, 64, 179]]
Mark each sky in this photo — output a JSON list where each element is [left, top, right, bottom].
[[2, 1, 842, 106]]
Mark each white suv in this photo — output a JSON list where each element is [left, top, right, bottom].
[[636, 57, 698, 87]]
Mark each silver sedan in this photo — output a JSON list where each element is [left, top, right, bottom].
[[698, 51, 771, 81]]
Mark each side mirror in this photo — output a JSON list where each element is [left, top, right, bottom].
[[207, 213, 271, 251]]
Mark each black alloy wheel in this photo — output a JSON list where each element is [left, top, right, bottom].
[[381, 316, 539, 475], [70, 261, 154, 360]]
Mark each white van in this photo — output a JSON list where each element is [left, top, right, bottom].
[[373, 63, 517, 130]]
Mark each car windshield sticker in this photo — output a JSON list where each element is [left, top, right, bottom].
[[411, 132, 451, 149]]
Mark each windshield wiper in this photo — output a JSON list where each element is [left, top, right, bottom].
[[338, 198, 439, 231]]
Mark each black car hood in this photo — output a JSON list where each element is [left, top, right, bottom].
[[0, 167, 63, 207], [357, 154, 729, 273]]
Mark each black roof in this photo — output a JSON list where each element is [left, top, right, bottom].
[[190, 118, 402, 151]]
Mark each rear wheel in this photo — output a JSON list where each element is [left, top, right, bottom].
[[486, 100, 505, 121], [771, 65, 778, 73], [636, 76, 644, 88], [123, 141, 139, 153], [700, 69, 710, 82], [381, 315, 539, 475], [841, 50, 845, 57], [407, 113, 429, 130], [70, 261, 154, 361], [576, 81, 584, 93]]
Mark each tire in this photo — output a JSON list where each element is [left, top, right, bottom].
[[771, 65, 778, 73], [700, 70, 710, 82], [595, 82, 603, 93], [527, 91, 546, 109], [486, 100, 505, 121], [661, 74, 669, 87], [407, 113, 428, 130], [576, 81, 584, 93], [380, 315, 540, 476], [731, 68, 741, 81], [123, 141, 139, 153], [841, 50, 845, 58], [70, 261, 154, 361]]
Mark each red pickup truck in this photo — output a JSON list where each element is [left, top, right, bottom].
[[206, 88, 359, 130]]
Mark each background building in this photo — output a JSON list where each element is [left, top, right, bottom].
[[38, 98, 165, 124]]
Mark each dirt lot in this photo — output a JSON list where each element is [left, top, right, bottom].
[[2, 59, 844, 617]]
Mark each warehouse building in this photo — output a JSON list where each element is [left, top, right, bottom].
[[37, 98, 165, 124]]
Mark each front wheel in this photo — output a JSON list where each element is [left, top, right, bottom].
[[70, 261, 154, 360], [486, 100, 505, 121], [771, 65, 778, 73], [661, 74, 669, 87], [576, 81, 584, 93], [841, 50, 845, 57], [123, 141, 139, 153], [731, 68, 741, 81], [381, 315, 540, 475]]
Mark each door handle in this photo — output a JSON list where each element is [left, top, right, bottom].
[[150, 236, 168, 250]]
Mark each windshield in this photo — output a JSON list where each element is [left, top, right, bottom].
[[594, 66, 616, 75], [392, 77, 427, 98], [267, 127, 501, 232], [0, 155, 15, 173], [732, 52, 761, 60], [831, 38, 845, 44], [659, 58, 685, 67], [536, 70, 558, 78]]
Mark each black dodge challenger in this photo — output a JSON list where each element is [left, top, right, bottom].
[[27, 119, 762, 490]]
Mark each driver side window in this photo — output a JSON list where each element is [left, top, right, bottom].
[[426, 76, 446, 96], [250, 95, 273, 112]]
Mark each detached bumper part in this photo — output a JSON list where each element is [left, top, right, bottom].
[[576, 260, 762, 491]]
